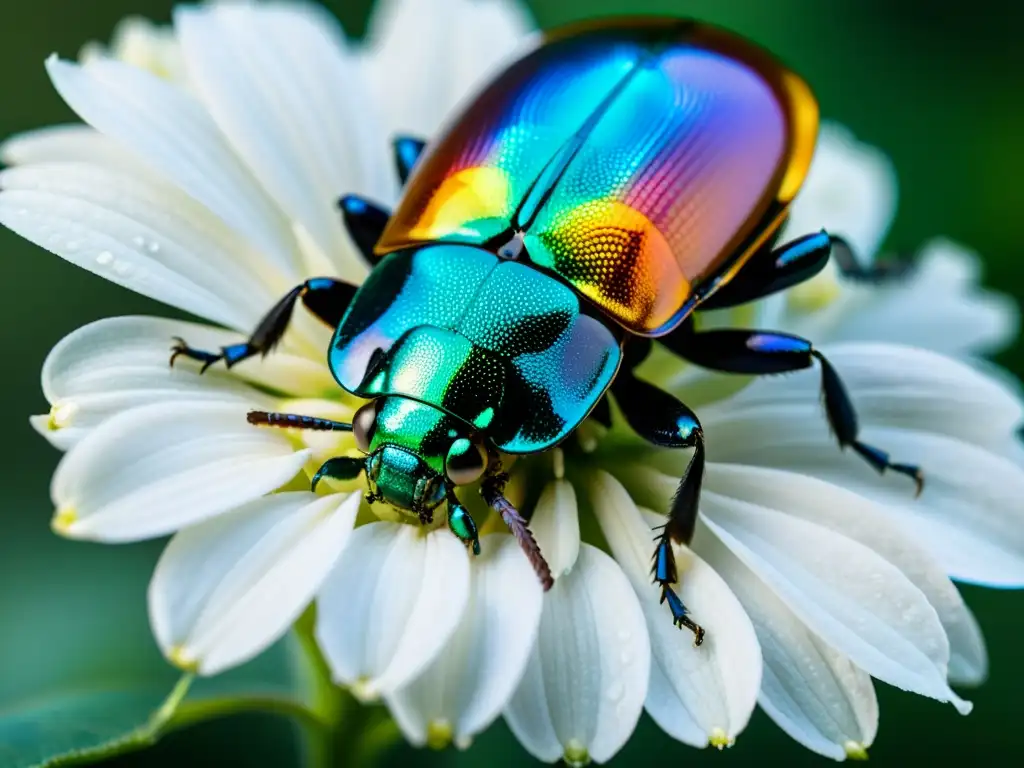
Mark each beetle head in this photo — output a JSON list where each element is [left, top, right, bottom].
[[353, 396, 489, 517]]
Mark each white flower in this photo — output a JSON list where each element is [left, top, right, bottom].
[[770, 124, 1018, 358], [2, 0, 1022, 764]]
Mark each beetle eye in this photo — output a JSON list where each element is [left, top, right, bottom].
[[352, 400, 378, 452], [446, 438, 488, 485]]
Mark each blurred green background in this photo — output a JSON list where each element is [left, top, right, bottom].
[[1, 0, 1022, 766]]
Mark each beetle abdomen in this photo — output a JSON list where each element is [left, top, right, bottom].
[[376, 18, 818, 335]]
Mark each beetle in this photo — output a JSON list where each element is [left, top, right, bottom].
[[171, 17, 921, 645]]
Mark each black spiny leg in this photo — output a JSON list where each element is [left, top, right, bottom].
[[828, 235, 914, 284], [701, 230, 912, 311], [700, 230, 834, 310], [663, 328, 924, 495], [392, 136, 427, 186], [170, 278, 356, 373], [612, 358, 706, 646], [338, 195, 391, 266]]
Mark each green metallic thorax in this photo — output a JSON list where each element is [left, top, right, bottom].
[[364, 396, 472, 514], [329, 245, 621, 455]]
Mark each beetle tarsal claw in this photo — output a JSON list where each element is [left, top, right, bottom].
[[659, 585, 705, 646]]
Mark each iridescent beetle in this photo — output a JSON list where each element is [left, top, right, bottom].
[[172, 18, 921, 644]]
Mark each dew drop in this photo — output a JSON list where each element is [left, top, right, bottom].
[[113, 260, 135, 277], [132, 235, 146, 248], [147, 240, 160, 254], [605, 681, 624, 702], [620, 650, 633, 665], [96, 250, 114, 266]]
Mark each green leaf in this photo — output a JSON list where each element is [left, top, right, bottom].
[[0, 678, 188, 768], [0, 664, 329, 768], [0, 483, 326, 768]]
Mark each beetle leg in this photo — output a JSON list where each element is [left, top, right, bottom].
[[829, 235, 915, 284], [446, 487, 482, 556], [700, 230, 912, 310], [338, 195, 391, 265], [392, 136, 427, 186], [169, 277, 356, 373], [611, 368, 706, 646], [311, 456, 365, 492], [481, 472, 553, 591], [664, 328, 924, 495]]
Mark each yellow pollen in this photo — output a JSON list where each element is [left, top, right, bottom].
[[562, 739, 590, 767], [788, 266, 842, 312], [552, 447, 565, 479], [426, 719, 453, 750], [47, 401, 78, 430], [167, 644, 199, 673], [844, 740, 869, 760], [350, 677, 380, 702], [709, 727, 732, 749], [51, 506, 78, 535]]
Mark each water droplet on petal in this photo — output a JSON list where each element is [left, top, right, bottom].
[[147, 240, 160, 253], [113, 260, 134, 277], [605, 681, 624, 702], [132, 235, 146, 248], [96, 250, 114, 266], [620, 650, 633, 665]]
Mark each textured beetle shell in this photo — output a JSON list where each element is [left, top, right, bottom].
[[376, 17, 818, 335], [330, 246, 620, 453]]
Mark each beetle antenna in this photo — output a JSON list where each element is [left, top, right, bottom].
[[247, 411, 353, 432], [481, 476, 553, 590]]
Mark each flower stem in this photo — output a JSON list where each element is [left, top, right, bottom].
[[291, 607, 401, 768]]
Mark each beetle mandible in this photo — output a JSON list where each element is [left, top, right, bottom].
[[171, 17, 921, 645]]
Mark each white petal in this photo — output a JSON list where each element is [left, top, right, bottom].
[[0, 124, 143, 170], [529, 480, 580, 578], [33, 315, 338, 448], [713, 342, 1023, 449], [588, 471, 760, 748], [818, 240, 1019, 356], [149, 491, 359, 675], [697, 529, 878, 760], [316, 522, 471, 699], [45, 55, 301, 278], [704, 390, 1024, 588], [706, 464, 988, 687], [697, 490, 970, 713], [504, 544, 650, 764], [0, 162, 285, 329], [364, 0, 534, 136], [782, 123, 897, 261], [51, 401, 310, 541], [175, 3, 391, 279], [386, 534, 542, 748]]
